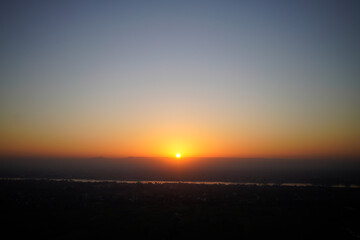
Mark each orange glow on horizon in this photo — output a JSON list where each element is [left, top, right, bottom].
[[1, 115, 360, 159]]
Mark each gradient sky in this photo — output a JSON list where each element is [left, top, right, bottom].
[[1, 0, 360, 158]]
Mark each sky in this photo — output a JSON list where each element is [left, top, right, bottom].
[[0, 0, 360, 159]]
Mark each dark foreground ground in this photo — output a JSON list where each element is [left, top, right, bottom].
[[1, 180, 360, 240]]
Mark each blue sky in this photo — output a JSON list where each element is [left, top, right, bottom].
[[1, 0, 359, 157]]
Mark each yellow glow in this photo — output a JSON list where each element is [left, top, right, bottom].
[[176, 153, 181, 158], [1, 102, 360, 159]]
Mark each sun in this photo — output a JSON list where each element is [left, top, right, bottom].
[[176, 153, 181, 158]]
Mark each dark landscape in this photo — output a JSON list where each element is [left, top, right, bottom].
[[2, 179, 360, 240]]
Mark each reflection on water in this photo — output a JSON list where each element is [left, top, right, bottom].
[[2, 177, 360, 188]]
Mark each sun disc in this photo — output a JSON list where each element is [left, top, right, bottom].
[[176, 153, 181, 158]]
